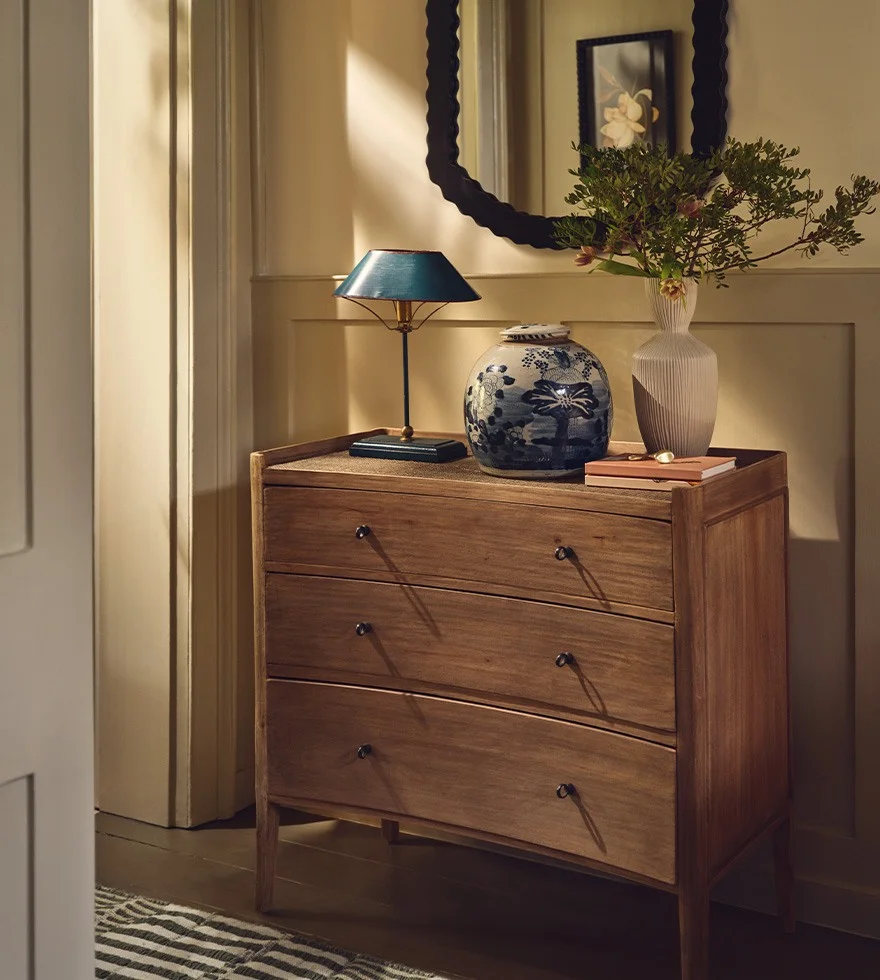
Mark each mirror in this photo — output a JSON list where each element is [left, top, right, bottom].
[[426, 0, 730, 249]]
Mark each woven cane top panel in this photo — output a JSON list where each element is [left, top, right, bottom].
[[267, 451, 665, 502]]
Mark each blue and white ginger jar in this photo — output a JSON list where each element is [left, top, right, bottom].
[[464, 324, 612, 478]]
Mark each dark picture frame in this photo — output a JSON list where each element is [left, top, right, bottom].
[[425, 0, 730, 249], [576, 30, 676, 156]]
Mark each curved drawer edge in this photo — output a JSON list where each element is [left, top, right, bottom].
[[263, 562, 676, 623], [264, 666, 678, 746], [267, 793, 678, 890]]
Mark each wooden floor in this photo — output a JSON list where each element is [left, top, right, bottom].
[[97, 808, 880, 980]]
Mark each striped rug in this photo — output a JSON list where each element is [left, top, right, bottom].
[[96, 886, 452, 980]]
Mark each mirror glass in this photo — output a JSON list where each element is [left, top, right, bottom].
[[456, 0, 695, 216]]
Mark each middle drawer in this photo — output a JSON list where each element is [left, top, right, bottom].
[[265, 575, 675, 733]]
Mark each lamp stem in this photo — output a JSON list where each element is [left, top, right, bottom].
[[400, 330, 413, 441]]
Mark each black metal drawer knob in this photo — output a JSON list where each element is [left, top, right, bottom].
[[556, 783, 576, 799], [555, 652, 575, 668], [355, 622, 372, 636], [554, 546, 574, 561], [355, 525, 371, 539], [356, 743, 372, 759]]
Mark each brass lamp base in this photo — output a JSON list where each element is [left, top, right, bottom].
[[348, 434, 467, 463]]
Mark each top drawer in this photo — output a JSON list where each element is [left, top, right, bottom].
[[263, 487, 673, 612]]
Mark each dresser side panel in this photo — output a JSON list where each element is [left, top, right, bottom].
[[672, 488, 710, 897], [704, 493, 790, 871], [250, 453, 270, 805]]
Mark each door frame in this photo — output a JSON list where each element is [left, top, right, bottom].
[[94, 0, 253, 828]]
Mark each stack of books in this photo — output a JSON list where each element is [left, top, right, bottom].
[[584, 454, 736, 491]]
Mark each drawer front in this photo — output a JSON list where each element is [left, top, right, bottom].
[[263, 487, 673, 611], [266, 680, 677, 883], [266, 575, 675, 733]]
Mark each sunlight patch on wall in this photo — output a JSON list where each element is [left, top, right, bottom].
[[344, 41, 541, 273], [346, 44, 449, 253]]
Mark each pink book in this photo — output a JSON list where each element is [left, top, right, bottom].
[[585, 455, 736, 481]]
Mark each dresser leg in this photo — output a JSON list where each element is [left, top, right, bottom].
[[678, 885, 710, 980], [381, 819, 400, 844], [772, 817, 796, 934], [256, 800, 280, 912]]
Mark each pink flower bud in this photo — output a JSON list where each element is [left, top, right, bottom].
[[677, 197, 705, 218], [574, 245, 600, 267], [659, 278, 687, 301]]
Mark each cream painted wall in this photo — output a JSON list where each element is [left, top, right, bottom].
[[257, 0, 353, 274], [249, 0, 880, 935], [256, 0, 880, 277], [94, 0, 176, 826]]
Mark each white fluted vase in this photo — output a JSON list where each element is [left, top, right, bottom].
[[632, 279, 717, 456]]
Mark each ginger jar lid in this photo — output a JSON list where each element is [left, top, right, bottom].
[[501, 323, 570, 342]]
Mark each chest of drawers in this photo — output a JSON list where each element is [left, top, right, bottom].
[[251, 430, 793, 980]]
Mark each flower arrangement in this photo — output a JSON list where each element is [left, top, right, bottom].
[[554, 138, 879, 298]]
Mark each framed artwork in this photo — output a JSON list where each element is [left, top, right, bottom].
[[576, 30, 676, 153]]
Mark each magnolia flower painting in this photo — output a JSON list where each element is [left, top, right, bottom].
[[576, 30, 675, 153]]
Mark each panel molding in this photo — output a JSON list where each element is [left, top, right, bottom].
[[213, 0, 241, 826], [0, 776, 33, 980], [0, 0, 30, 557], [173, 0, 196, 830], [248, 0, 267, 276], [175, 0, 253, 827], [249, 268, 880, 935], [251, 266, 880, 324]]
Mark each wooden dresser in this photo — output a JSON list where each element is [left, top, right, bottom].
[[251, 431, 793, 980]]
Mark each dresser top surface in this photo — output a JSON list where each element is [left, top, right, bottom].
[[256, 434, 785, 523], [269, 450, 664, 498]]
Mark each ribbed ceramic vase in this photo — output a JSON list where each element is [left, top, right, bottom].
[[632, 279, 717, 457]]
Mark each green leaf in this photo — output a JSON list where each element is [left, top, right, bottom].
[[594, 260, 651, 278]]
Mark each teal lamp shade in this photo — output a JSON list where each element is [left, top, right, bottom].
[[334, 249, 479, 462], [333, 249, 481, 302]]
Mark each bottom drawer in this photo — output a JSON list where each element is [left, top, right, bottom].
[[266, 680, 677, 883]]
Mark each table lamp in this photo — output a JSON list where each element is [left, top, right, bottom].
[[334, 249, 480, 461]]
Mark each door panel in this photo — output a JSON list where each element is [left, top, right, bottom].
[[0, 0, 28, 556], [0, 0, 93, 977]]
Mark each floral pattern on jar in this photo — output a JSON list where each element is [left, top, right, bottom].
[[464, 324, 612, 478]]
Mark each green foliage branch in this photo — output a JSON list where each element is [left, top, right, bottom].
[[553, 138, 879, 293]]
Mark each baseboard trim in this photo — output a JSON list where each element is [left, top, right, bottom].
[[714, 863, 880, 941]]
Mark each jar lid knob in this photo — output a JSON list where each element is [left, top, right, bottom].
[[501, 323, 570, 341]]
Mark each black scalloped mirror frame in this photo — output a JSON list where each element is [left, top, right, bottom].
[[426, 0, 729, 249]]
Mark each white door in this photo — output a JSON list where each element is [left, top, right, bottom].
[[0, 0, 94, 978]]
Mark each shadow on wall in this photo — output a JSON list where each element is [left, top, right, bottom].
[[789, 532, 855, 839], [250, 300, 351, 450]]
